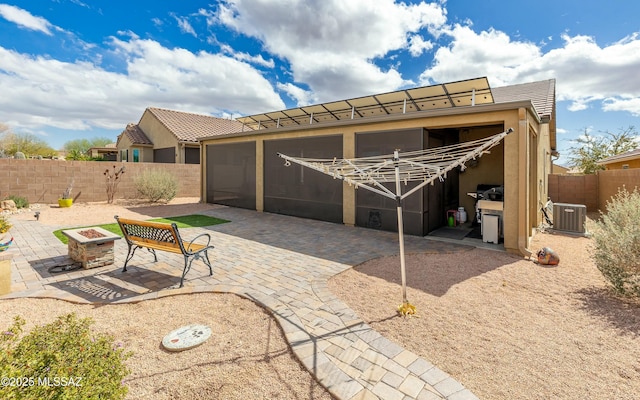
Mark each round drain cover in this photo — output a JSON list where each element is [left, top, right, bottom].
[[162, 324, 211, 352]]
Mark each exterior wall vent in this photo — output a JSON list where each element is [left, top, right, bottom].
[[553, 203, 587, 234]]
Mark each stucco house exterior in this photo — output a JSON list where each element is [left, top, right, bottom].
[[116, 107, 244, 164], [87, 143, 117, 161], [199, 77, 557, 257], [598, 148, 640, 170]]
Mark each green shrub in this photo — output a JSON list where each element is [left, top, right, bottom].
[[592, 187, 640, 297], [5, 195, 29, 209], [0, 313, 132, 400], [133, 169, 177, 202]]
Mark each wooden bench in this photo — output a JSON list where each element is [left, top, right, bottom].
[[114, 216, 214, 287]]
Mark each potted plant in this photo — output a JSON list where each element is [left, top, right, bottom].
[[58, 180, 74, 208]]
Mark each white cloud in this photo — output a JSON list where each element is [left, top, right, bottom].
[[173, 14, 197, 37], [603, 97, 640, 116], [0, 4, 55, 35], [0, 35, 285, 138], [419, 24, 541, 86], [418, 25, 640, 117], [408, 35, 434, 57], [225, 49, 275, 68], [277, 82, 317, 106], [216, 0, 447, 101]]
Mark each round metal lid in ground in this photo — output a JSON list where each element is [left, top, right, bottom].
[[161, 324, 212, 352]]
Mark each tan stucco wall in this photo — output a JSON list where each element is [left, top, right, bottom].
[[139, 111, 179, 162], [604, 158, 640, 170], [201, 103, 549, 256]]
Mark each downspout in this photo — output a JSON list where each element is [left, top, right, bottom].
[[518, 115, 533, 257]]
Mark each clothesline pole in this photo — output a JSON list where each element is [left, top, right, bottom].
[[393, 150, 408, 304], [276, 128, 513, 311]]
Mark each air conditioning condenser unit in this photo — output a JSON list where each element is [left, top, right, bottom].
[[553, 203, 587, 234]]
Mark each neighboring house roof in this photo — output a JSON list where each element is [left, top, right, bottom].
[[117, 123, 153, 146], [146, 107, 246, 142], [552, 164, 570, 174], [88, 143, 117, 152], [598, 148, 640, 165]]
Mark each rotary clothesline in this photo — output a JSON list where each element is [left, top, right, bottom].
[[278, 128, 512, 202], [277, 128, 513, 306]]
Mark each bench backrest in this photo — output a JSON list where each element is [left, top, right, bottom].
[[115, 216, 185, 254]]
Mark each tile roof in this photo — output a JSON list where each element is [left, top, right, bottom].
[[492, 79, 556, 120], [117, 123, 153, 146], [598, 148, 640, 164], [146, 107, 245, 142]]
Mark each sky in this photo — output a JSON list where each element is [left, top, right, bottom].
[[0, 0, 639, 166]]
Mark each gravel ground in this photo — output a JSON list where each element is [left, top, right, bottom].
[[329, 228, 640, 399], [5, 199, 639, 399]]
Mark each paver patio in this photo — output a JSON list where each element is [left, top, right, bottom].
[[2, 205, 480, 400]]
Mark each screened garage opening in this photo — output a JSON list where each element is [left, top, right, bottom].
[[206, 142, 256, 209], [355, 127, 461, 236], [264, 135, 343, 223]]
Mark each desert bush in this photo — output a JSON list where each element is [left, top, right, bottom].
[[133, 169, 177, 202], [5, 195, 29, 209], [0, 313, 132, 400], [592, 187, 640, 297]]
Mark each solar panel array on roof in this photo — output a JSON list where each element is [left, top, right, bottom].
[[236, 77, 493, 131]]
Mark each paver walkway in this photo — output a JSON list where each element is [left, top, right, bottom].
[[2, 206, 480, 400]]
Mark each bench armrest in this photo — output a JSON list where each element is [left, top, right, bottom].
[[184, 233, 213, 252]]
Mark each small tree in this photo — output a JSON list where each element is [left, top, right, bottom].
[[63, 137, 113, 155], [592, 187, 640, 297], [567, 126, 639, 174], [0, 129, 57, 158], [104, 165, 126, 204]]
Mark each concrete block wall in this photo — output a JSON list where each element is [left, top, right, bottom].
[[0, 159, 200, 204], [549, 169, 640, 212], [597, 169, 640, 211], [547, 174, 598, 211]]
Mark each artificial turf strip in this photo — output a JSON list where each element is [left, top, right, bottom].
[[53, 214, 230, 245]]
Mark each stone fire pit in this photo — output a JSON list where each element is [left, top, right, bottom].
[[62, 227, 121, 269]]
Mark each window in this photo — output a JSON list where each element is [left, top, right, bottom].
[[622, 164, 629, 169], [133, 149, 139, 162], [120, 149, 128, 162]]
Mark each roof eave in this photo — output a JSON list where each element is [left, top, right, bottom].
[[598, 155, 640, 165], [201, 100, 539, 142]]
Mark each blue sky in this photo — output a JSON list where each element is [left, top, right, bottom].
[[0, 0, 638, 166]]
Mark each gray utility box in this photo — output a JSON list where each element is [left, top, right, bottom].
[[553, 203, 587, 234]]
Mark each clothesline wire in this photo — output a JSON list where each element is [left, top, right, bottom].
[[278, 129, 511, 187]]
